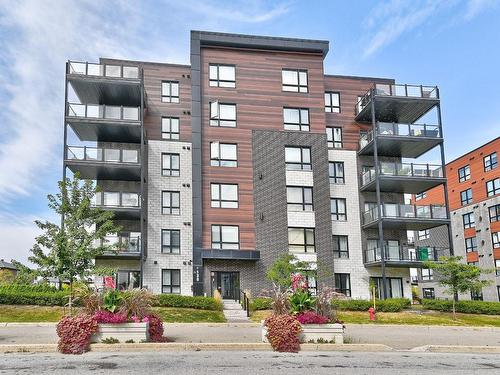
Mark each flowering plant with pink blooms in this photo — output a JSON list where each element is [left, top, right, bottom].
[[295, 311, 330, 325]]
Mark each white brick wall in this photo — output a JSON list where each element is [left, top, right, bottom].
[[143, 140, 193, 295], [286, 170, 314, 186], [287, 211, 316, 227]]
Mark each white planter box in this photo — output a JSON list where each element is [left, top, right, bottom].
[[261, 321, 344, 344], [91, 322, 149, 343]]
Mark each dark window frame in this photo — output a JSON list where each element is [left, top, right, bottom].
[[418, 229, 430, 240], [463, 212, 475, 229], [489, 204, 500, 222], [329, 161, 345, 184], [161, 269, 181, 294], [209, 64, 236, 88], [460, 188, 473, 205], [211, 225, 240, 249], [471, 289, 483, 301], [161, 229, 181, 254], [422, 288, 435, 299], [283, 107, 310, 131], [115, 270, 141, 291], [161, 117, 180, 140], [486, 178, 500, 197], [210, 183, 239, 208], [285, 146, 312, 171], [288, 227, 316, 253], [422, 269, 434, 283], [465, 237, 477, 253], [286, 186, 313, 211], [161, 81, 180, 103], [161, 190, 180, 215], [326, 127, 343, 148], [334, 273, 351, 297], [325, 91, 341, 113], [415, 192, 427, 201], [458, 165, 470, 183], [331, 198, 347, 221], [484, 152, 498, 172], [332, 235, 349, 259], [161, 153, 180, 177], [209, 102, 237, 127], [210, 142, 238, 167], [492, 232, 500, 249], [281, 68, 308, 93]]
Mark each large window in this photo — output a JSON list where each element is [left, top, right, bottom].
[[421, 268, 433, 281], [285, 146, 311, 171], [162, 153, 180, 176], [489, 204, 500, 222], [325, 92, 340, 113], [209, 64, 236, 88], [496, 259, 500, 276], [471, 289, 483, 301], [211, 183, 238, 208], [334, 273, 351, 297], [161, 117, 180, 140], [422, 288, 435, 299], [329, 162, 345, 184], [211, 225, 239, 249], [371, 277, 403, 299], [162, 229, 180, 254], [484, 152, 498, 171], [288, 227, 315, 253], [458, 165, 470, 182], [326, 127, 343, 148], [283, 108, 309, 131], [418, 229, 430, 240], [332, 235, 349, 258], [331, 198, 347, 221], [210, 142, 237, 167], [460, 188, 473, 205], [161, 81, 179, 103], [486, 178, 500, 197], [282, 69, 308, 93], [210, 102, 236, 127], [162, 191, 180, 215], [463, 212, 475, 229], [287, 186, 313, 211], [116, 271, 140, 291], [162, 269, 181, 294], [465, 237, 478, 253], [492, 232, 500, 249]]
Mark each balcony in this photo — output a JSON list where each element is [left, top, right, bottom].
[[66, 103, 141, 142], [92, 191, 141, 219], [65, 146, 141, 181], [355, 83, 439, 124], [362, 203, 449, 230], [359, 122, 442, 158], [66, 61, 142, 106], [95, 233, 141, 259], [360, 162, 445, 194], [364, 246, 448, 268]]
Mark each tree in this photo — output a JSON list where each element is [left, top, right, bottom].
[[266, 253, 313, 289], [424, 256, 492, 319], [29, 174, 121, 313], [10, 260, 37, 285]]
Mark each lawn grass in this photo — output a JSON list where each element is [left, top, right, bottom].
[[250, 309, 500, 327], [0, 305, 225, 323]]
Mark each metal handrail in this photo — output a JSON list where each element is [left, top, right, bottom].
[[359, 122, 441, 150], [239, 289, 250, 318], [67, 61, 140, 79], [66, 146, 139, 164], [66, 103, 140, 121], [364, 246, 448, 263], [363, 203, 448, 224], [95, 234, 141, 253], [361, 163, 443, 186]]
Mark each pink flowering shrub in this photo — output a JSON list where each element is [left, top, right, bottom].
[[291, 273, 308, 291], [56, 314, 98, 354], [296, 311, 330, 325], [145, 314, 167, 342], [93, 310, 128, 324], [265, 314, 302, 352]]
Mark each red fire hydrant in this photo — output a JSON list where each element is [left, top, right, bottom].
[[368, 307, 376, 321]]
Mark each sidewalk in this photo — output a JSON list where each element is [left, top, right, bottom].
[[1, 323, 500, 349]]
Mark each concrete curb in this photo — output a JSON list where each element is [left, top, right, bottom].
[[410, 345, 500, 354], [0, 322, 261, 327]]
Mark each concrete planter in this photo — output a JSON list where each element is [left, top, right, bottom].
[[91, 322, 149, 343], [261, 321, 344, 344]]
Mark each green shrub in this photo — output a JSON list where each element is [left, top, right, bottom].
[[0, 283, 61, 293], [422, 299, 500, 315], [250, 297, 272, 311], [154, 294, 222, 311], [332, 298, 410, 312], [0, 290, 74, 306]]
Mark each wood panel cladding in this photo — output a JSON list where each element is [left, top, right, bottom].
[[200, 46, 326, 250]]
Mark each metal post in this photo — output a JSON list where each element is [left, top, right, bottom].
[[61, 63, 69, 229], [139, 65, 146, 288]]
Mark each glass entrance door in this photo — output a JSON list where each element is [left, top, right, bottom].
[[213, 272, 240, 300]]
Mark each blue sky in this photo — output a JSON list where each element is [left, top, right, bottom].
[[0, 0, 499, 264]]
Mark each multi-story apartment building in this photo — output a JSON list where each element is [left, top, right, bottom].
[[414, 137, 500, 301], [62, 31, 450, 300]]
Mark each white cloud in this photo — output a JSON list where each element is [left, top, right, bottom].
[[464, 0, 497, 20]]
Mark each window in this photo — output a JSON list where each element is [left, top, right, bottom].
[[495, 259, 500, 276], [489, 204, 500, 222], [283, 108, 309, 131], [468, 261, 479, 266], [285, 146, 311, 171], [331, 198, 347, 221], [422, 288, 435, 299], [465, 237, 477, 253], [211, 183, 238, 208], [458, 165, 470, 182], [287, 186, 313, 211], [162, 153, 180, 177], [288, 227, 315, 253], [486, 178, 500, 197], [371, 277, 403, 299], [161, 117, 180, 140], [209, 64, 235, 88], [415, 192, 427, 201], [492, 232, 500, 249], [161, 81, 179, 103], [326, 127, 343, 148], [421, 268, 433, 281], [282, 69, 308, 93], [334, 273, 351, 297], [211, 225, 239, 249], [162, 229, 180, 254], [460, 188, 473, 205], [116, 271, 140, 291], [162, 191, 180, 215], [463, 212, 475, 229], [325, 92, 340, 113], [332, 235, 349, 259], [471, 289, 483, 301], [162, 269, 181, 294], [484, 152, 498, 171], [210, 102, 236, 127], [304, 272, 317, 296], [418, 229, 430, 240], [210, 142, 237, 167], [329, 162, 345, 184]]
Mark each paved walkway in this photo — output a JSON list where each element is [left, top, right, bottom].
[[222, 300, 250, 323], [1, 323, 500, 349]]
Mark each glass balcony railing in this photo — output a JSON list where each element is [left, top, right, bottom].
[[364, 246, 448, 263], [363, 203, 447, 225], [66, 146, 139, 164], [94, 233, 141, 254], [68, 61, 140, 79], [359, 123, 441, 150], [67, 103, 140, 121], [92, 192, 141, 208], [361, 163, 443, 186]]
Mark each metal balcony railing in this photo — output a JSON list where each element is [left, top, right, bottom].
[[66, 146, 139, 164], [361, 163, 443, 186], [364, 246, 448, 263], [67, 103, 140, 121], [68, 61, 140, 79], [94, 234, 141, 253], [92, 191, 141, 208], [363, 203, 447, 225], [359, 122, 441, 149]]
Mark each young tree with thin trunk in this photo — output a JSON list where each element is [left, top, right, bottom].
[[29, 173, 121, 313]]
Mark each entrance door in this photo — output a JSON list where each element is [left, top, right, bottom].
[[212, 272, 240, 300]]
